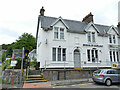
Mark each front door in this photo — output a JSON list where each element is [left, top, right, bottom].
[[74, 49, 81, 67]]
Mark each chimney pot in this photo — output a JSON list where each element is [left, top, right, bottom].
[[40, 6, 45, 16]]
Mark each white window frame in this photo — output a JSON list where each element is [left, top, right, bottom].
[[87, 49, 99, 63], [109, 49, 119, 62], [52, 47, 66, 62], [109, 34, 116, 44], [54, 27, 65, 40], [87, 32, 96, 43]]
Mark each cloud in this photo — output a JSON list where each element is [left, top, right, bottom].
[[0, 0, 118, 45]]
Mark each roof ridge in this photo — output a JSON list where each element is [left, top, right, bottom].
[[40, 15, 86, 24], [95, 23, 111, 27]]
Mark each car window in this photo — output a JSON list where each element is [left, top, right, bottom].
[[107, 70, 116, 74], [116, 70, 120, 74], [94, 70, 101, 74]]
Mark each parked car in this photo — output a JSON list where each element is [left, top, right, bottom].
[[92, 69, 120, 86]]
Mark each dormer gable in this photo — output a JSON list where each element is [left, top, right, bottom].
[[50, 16, 69, 29], [107, 25, 119, 35], [84, 22, 100, 33]]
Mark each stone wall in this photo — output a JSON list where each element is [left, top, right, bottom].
[[2, 69, 26, 84], [43, 69, 96, 81]]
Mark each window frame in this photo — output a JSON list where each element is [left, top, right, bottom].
[[87, 32, 96, 43], [87, 49, 99, 63], [54, 27, 65, 40], [52, 47, 66, 62]]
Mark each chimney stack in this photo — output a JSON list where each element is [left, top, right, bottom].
[[40, 6, 45, 16], [117, 22, 120, 32], [82, 12, 94, 23]]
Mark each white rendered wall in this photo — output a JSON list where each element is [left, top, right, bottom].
[[37, 20, 119, 68]]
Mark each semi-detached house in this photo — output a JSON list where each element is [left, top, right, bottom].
[[36, 7, 120, 70]]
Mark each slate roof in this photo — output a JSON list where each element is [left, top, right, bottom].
[[36, 15, 119, 41]]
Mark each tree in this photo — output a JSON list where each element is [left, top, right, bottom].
[[13, 33, 36, 53], [2, 52, 6, 62]]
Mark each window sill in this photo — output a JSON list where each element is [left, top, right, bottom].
[[51, 61, 68, 64], [53, 39, 66, 41], [87, 62, 101, 64], [87, 42, 97, 44]]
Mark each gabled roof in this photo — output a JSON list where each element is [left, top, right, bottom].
[[40, 16, 88, 33], [36, 15, 119, 39], [50, 16, 69, 29], [107, 25, 119, 35], [84, 22, 100, 33]]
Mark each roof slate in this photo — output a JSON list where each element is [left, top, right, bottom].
[[39, 16, 118, 35]]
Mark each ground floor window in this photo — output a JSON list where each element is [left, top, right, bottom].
[[52, 48, 66, 61], [87, 49, 99, 63], [109, 50, 119, 62]]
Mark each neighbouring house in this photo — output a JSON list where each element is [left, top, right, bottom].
[[12, 49, 22, 59], [36, 7, 120, 69], [28, 49, 37, 61]]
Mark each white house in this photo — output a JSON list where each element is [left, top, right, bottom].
[[36, 7, 120, 69], [28, 49, 37, 61]]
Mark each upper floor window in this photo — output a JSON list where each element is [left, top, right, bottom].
[[87, 32, 95, 42], [113, 35, 116, 44], [109, 34, 116, 44], [54, 27, 64, 40], [109, 35, 112, 43], [60, 28, 64, 39], [92, 32, 95, 42], [88, 32, 91, 42], [54, 27, 59, 39]]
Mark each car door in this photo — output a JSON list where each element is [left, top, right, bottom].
[[112, 70, 119, 83], [106, 70, 118, 83], [117, 70, 120, 82]]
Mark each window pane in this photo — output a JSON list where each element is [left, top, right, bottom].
[[110, 51, 112, 62], [54, 27, 58, 39], [87, 50, 90, 62], [113, 35, 116, 44], [52, 48, 56, 61], [113, 51, 116, 62], [60, 28, 64, 39], [88, 32, 91, 42], [63, 48, 66, 61], [116, 51, 119, 62], [92, 32, 95, 42], [95, 50, 98, 61], [58, 48, 61, 61], [92, 50, 95, 62], [109, 35, 112, 43]]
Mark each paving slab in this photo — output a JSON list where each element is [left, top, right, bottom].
[[23, 83, 51, 88]]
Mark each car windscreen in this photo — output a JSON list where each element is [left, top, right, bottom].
[[93, 70, 101, 74]]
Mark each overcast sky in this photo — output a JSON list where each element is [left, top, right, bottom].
[[0, 0, 119, 45]]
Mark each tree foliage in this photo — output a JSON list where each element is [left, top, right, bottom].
[[13, 33, 36, 52], [2, 33, 36, 57]]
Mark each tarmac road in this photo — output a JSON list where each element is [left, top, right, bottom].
[[52, 82, 120, 88]]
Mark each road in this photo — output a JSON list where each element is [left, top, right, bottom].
[[52, 82, 120, 88]]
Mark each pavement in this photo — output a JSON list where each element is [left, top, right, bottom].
[[23, 78, 92, 88], [1, 78, 92, 88]]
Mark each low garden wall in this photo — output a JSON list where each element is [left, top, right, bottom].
[[43, 69, 96, 81]]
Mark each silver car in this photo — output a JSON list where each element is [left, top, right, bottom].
[[92, 69, 120, 86]]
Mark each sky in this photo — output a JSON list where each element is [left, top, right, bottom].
[[0, 0, 119, 45]]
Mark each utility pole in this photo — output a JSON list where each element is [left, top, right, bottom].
[[20, 47, 24, 85]]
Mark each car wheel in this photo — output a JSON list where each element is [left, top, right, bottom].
[[105, 79, 112, 86]]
